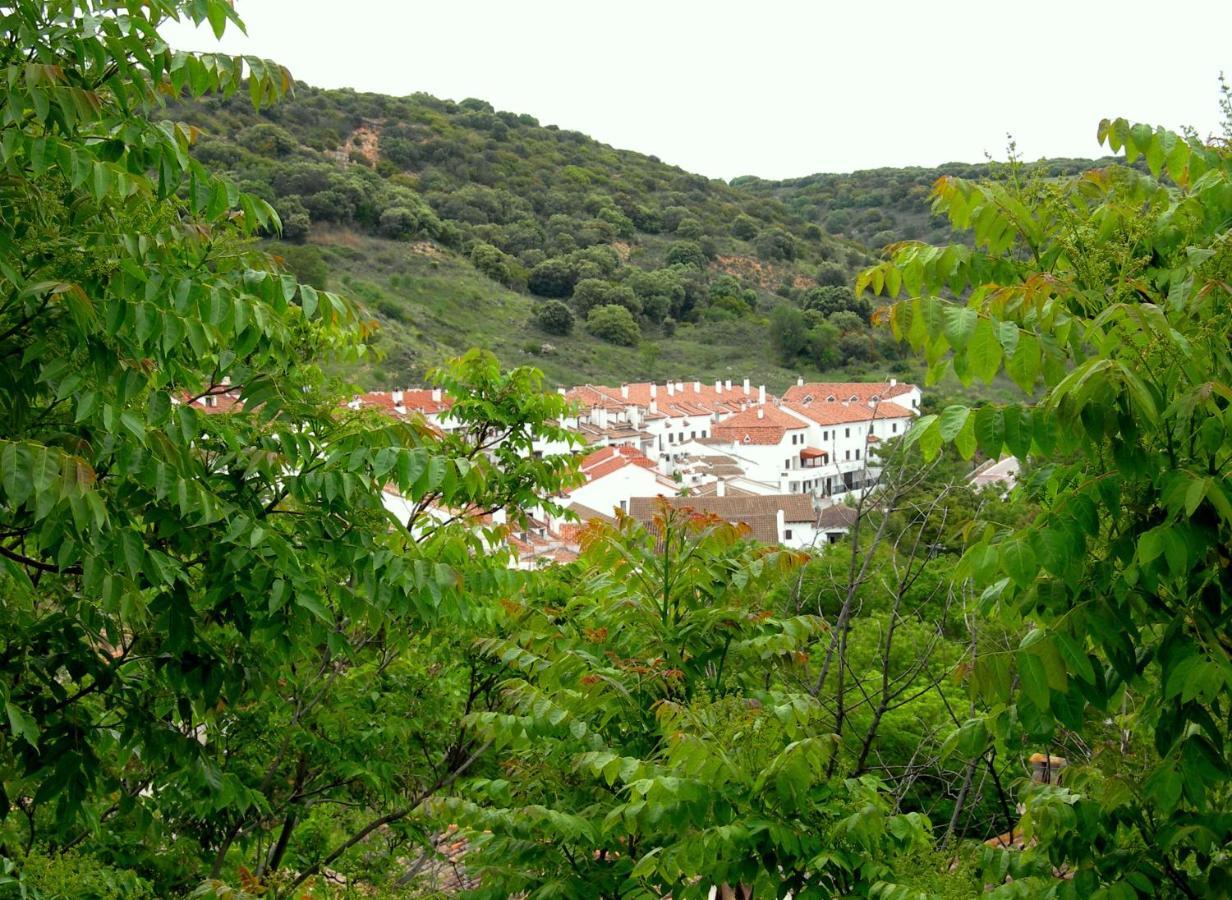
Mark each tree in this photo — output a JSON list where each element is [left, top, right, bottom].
[[769, 304, 808, 362], [585, 304, 641, 346], [665, 240, 707, 269], [441, 508, 940, 897], [816, 261, 848, 286], [570, 278, 641, 318], [755, 227, 797, 261], [0, 4, 577, 894], [731, 214, 759, 240], [534, 300, 574, 335], [527, 257, 577, 298], [862, 119, 1232, 896]]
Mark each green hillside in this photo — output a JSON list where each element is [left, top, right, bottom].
[[166, 86, 905, 389], [732, 157, 1116, 248]]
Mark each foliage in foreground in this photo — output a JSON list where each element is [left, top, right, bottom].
[[0, 2, 574, 896], [862, 116, 1232, 896]]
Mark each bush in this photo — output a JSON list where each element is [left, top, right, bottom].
[[275, 195, 311, 243], [664, 240, 707, 269], [815, 261, 848, 286], [535, 300, 574, 335], [731, 214, 758, 240], [378, 206, 420, 240], [586, 304, 640, 346], [527, 258, 577, 298], [571, 278, 641, 317], [769, 303, 807, 362], [755, 227, 797, 261]]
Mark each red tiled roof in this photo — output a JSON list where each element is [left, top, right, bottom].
[[711, 404, 806, 445], [566, 382, 777, 419], [354, 389, 453, 415], [572, 445, 656, 487], [784, 400, 914, 427], [782, 381, 916, 405]]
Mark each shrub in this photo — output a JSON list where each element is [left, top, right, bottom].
[[664, 240, 707, 269], [571, 278, 641, 317], [527, 257, 578, 298], [586, 304, 640, 346], [535, 300, 574, 335]]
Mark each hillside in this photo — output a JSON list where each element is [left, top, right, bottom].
[[732, 157, 1115, 248], [167, 86, 901, 389]]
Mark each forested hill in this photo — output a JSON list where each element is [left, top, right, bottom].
[[731, 157, 1115, 248], [167, 86, 895, 389]]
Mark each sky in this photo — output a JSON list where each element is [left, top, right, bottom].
[[161, 0, 1232, 181]]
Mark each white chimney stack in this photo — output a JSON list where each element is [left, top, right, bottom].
[[431, 388, 442, 402], [717, 480, 726, 497], [757, 407, 765, 419], [651, 383, 658, 398], [667, 382, 675, 396], [758, 385, 766, 405], [676, 381, 685, 393], [715, 380, 723, 394], [392, 389, 403, 404], [890, 378, 897, 387], [621, 384, 629, 399], [649, 399, 658, 415], [557, 387, 566, 395], [797, 376, 804, 387], [725, 379, 732, 390], [694, 381, 701, 393], [743, 377, 750, 394]]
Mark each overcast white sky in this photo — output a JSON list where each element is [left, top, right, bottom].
[[162, 1, 1231, 181]]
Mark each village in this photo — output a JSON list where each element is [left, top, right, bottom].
[[333, 376, 926, 566]]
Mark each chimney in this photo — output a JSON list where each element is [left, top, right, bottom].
[[650, 383, 658, 398], [889, 378, 897, 387], [743, 377, 750, 394], [758, 385, 766, 405], [797, 376, 804, 387], [431, 388, 442, 402], [757, 407, 765, 419], [557, 387, 566, 395], [667, 382, 675, 396], [392, 389, 403, 404], [776, 508, 786, 540], [621, 384, 629, 399], [649, 399, 658, 415], [725, 379, 732, 391], [717, 480, 726, 497], [676, 381, 685, 393], [694, 381, 701, 393], [715, 380, 723, 394]]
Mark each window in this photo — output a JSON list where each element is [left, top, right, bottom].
[[892, 423, 898, 433], [845, 450, 851, 460], [620, 499, 628, 512], [856, 449, 861, 460], [785, 529, 793, 540], [845, 427, 850, 438], [690, 431, 696, 439]]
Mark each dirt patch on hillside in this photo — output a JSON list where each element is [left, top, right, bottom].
[[712, 255, 781, 289], [328, 120, 382, 167], [611, 241, 633, 262], [408, 241, 446, 258]]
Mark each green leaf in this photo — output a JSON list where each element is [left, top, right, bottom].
[[1018, 651, 1050, 710], [942, 306, 978, 350], [1002, 539, 1037, 589], [968, 318, 1003, 383], [937, 405, 970, 441]]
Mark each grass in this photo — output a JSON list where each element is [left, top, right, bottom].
[[303, 230, 905, 393]]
